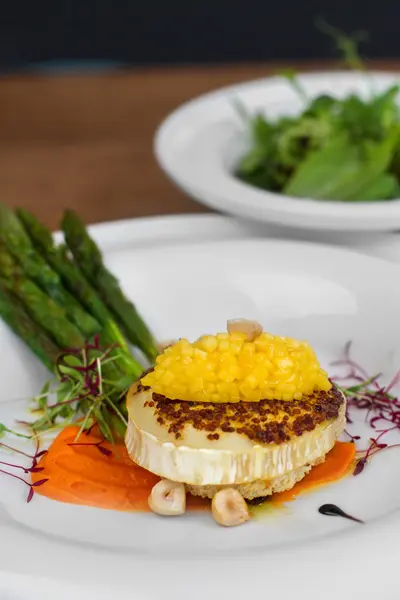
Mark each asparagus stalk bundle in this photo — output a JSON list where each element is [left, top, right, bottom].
[[0, 282, 59, 372], [62, 210, 159, 362], [0, 202, 158, 439], [16, 208, 116, 329], [0, 244, 85, 349], [0, 205, 100, 339], [0, 236, 141, 384]]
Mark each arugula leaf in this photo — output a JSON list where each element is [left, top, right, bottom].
[[351, 173, 399, 201], [284, 127, 400, 201], [284, 135, 360, 199], [235, 23, 400, 204], [339, 129, 400, 200], [337, 87, 400, 143], [371, 85, 400, 132], [307, 94, 337, 113], [236, 115, 290, 190], [276, 116, 332, 168], [251, 114, 276, 147]]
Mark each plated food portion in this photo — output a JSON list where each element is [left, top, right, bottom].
[[0, 205, 389, 533], [26, 317, 353, 528], [125, 320, 347, 525]]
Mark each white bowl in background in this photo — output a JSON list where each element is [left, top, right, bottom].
[[155, 71, 400, 232]]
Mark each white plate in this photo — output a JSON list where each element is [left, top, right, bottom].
[[155, 71, 400, 232], [2, 233, 400, 599]]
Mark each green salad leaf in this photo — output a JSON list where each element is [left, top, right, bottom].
[[284, 127, 400, 201], [236, 23, 400, 202]]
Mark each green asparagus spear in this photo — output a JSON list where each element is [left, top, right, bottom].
[[0, 248, 85, 349], [16, 209, 145, 377], [0, 203, 100, 339], [0, 256, 141, 391], [0, 283, 60, 371], [62, 210, 159, 361], [16, 207, 116, 329]]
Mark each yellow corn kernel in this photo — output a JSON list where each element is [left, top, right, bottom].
[[180, 356, 193, 366], [217, 333, 229, 341], [178, 340, 193, 357], [251, 368, 269, 384], [168, 384, 186, 398], [242, 373, 258, 390], [218, 369, 235, 383], [189, 378, 204, 394], [140, 330, 331, 403], [254, 339, 270, 352], [219, 340, 231, 352], [230, 339, 243, 354], [159, 370, 175, 386], [203, 370, 217, 383], [198, 335, 218, 352], [229, 331, 247, 342], [286, 338, 301, 349], [274, 357, 294, 370]]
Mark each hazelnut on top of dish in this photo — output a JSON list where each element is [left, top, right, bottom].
[[125, 319, 346, 527]]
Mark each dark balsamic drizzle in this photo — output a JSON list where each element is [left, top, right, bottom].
[[318, 503, 364, 524]]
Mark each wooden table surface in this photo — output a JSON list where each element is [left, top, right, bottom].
[[1, 60, 399, 229]]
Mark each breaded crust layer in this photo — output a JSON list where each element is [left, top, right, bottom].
[[139, 384, 344, 445]]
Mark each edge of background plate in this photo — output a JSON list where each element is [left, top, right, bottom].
[[53, 213, 261, 251], [155, 70, 400, 139], [154, 71, 400, 231], [55, 212, 400, 265]]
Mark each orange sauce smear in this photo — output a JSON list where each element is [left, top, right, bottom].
[[31, 426, 355, 512], [31, 426, 206, 511], [272, 441, 356, 505]]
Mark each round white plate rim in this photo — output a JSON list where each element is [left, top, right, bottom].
[[154, 70, 400, 231], [53, 213, 247, 250], [56, 211, 400, 266], [2, 228, 400, 598]]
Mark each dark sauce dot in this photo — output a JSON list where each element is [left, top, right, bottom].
[[318, 503, 364, 524]]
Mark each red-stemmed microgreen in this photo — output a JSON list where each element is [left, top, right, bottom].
[[333, 342, 400, 475], [68, 439, 113, 457], [0, 438, 48, 503], [26, 334, 135, 444], [0, 459, 44, 473], [343, 429, 361, 444], [0, 324, 144, 502], [0, 441, 45, 459], [0, 468, 48, 503]]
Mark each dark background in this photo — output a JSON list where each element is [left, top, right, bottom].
[[0, 0, 397, 71]]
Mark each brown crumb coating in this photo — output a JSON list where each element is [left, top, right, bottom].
[[139, 381, 344, 445]]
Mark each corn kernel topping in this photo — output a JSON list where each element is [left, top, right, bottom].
[[141, 332, 331, 403]]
